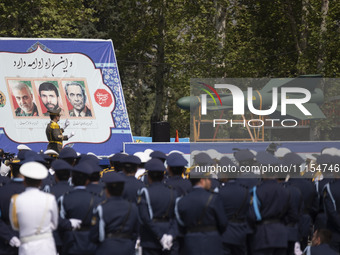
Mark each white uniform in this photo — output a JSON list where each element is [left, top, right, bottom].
[[9, 187, 58, 255]]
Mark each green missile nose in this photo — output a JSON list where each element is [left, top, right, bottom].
[[177, 96, 200, 110]]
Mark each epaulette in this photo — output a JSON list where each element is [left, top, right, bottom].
[[137, 171, 148, 180], [88, 190, 102, 198], [165, 184, 176, 191], [181, 173, 189, 179], [208, 189, 217, 194], [238, 183, 249, 190], [137, 189, 145, 204], [63, 191, 71, 197], [87, 188, 106, 198], [329, 179, 337, 185], [11, 159, 21, 164], [98, 199, 108, 206], [323, 188, 327, 198], [50, 122, 60, 129], [100, 167, 115, 177]]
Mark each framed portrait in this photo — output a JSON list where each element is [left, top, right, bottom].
[[7, 79, 40, 117], [61, 80, 94, 118], [35, 80, 66, 117]]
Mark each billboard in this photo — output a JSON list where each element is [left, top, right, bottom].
[[0, 38, 132, 155]]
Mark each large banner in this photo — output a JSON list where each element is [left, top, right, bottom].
[[0, 38, 132, 155]]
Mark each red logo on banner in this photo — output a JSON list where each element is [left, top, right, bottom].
[[94, 89, 113, 107]]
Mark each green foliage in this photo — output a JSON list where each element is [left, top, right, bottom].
[[0, 0, 96, 37]]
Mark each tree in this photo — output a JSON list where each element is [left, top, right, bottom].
[[0, 0, 96, 38]]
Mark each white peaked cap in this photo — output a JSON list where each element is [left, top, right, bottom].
[[87, 152, 99, 158], [168, 150, 184, 155], [20, 162, 48, 180], [299, 153, 315, 161], [191, 150, 200, 156], [134, 152, 151, 163], [144, 149, 154, 157], [206, 149, 222, 160], [44, 149, 59, 156], [322, 147, 340, 156], [249, 150, 258, 156], [17, 144, 31, 151], [275, 147, 291, 158]]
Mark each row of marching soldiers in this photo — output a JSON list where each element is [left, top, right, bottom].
[[0, 146, 340, 255]]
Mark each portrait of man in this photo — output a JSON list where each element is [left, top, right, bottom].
[[38, 82, 63, 116], [64, 82, 92, 117], [12, 82, 39, 117]]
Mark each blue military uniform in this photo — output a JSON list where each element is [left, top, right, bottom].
[[86, 182, 105, 198], [283, 151, 318, 251], [84, 159, 106, 199], [218, 156, 251, 255], [248, 152, 295, 255], [41, 171, 57, 192], [100, 153, 128, 183], [304, 243, 338, 255], [150, 151, 169, 182], [19, 151, 55, 193], [0, 177, 25, 254], [59, 162, 102, 255], [89, 172, 139, 255], [50, 179, 73, 200], [233, 149, 259, 254], [193, 152, 221, 193], [175, 185, 227, 255], [49, 159, 73, 199], [323, 178, 340, 252], [122, 175, 145, 202], [120, 155, 145, 203], [314, 177, 331, 230], [59, 147, 78, 159], [137, 159, 179, 255], [164, 153, 192, 196], [288, 178, 318, 249], [281, 181, 304, 254], [164, 176, 192, 196], [234, 149, 260, 189], [0, 175, 10, 187], [150, 151, 167, 163], [58, 147, 79, 166], [20, 152, 55, 192], [48, 159, 74, 254], [314, 154, 334, 231], [219, 179, 250, 255], [249, 179, 292, 255], [281, 152, 306, 253], [41, 152, 57, 188], [109, 153, 128, 172]]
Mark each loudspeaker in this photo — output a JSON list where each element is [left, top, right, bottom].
[[152, 122, 170, 142]]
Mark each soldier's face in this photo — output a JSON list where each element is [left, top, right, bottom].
[[67, 85, 85, 111], [203, 178, 211, 190], [55, 115, 61, 122], [13, 87, 34, 113], [311, 231, 321, 246], [40, 90, 59, 111]]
